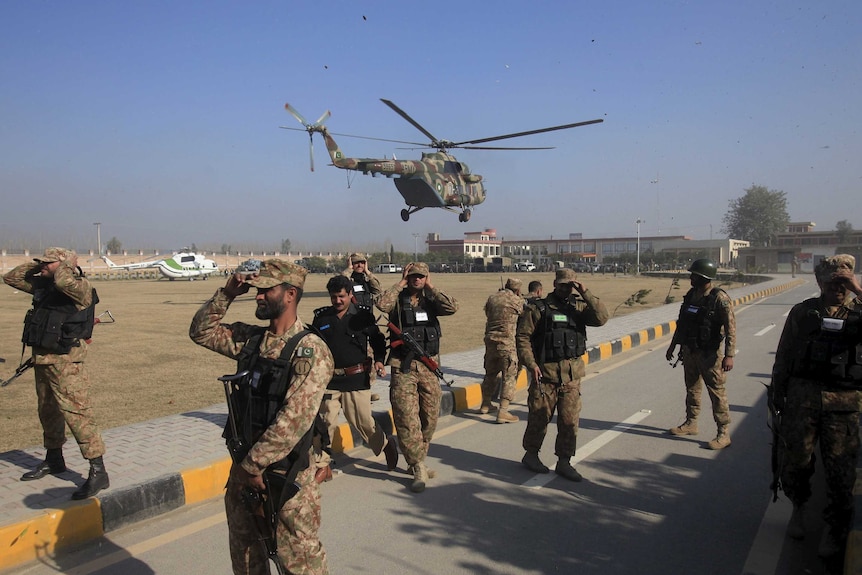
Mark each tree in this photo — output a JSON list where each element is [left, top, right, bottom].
[[721, 185, 790, 247], [221, 244, 232, 255], [281, 238, 291, 253], [836, 220, 854, 243], [107, 237, 122, 254]]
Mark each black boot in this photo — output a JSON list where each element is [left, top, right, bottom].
[[71, 456, 110, 500], [21, 448, 66, 481]]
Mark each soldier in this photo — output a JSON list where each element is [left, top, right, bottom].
[[189, 259, 334, 575], [376, 262, 458, 492], [312, 275, 398, 481], [342, 252, 381, 307], [665, 258, 736, 450], [526, 280, 543, 304], [771, 254, 862, 557], [517, 268, 608, 481], [3, 248, 109, 500], [478, 278, 526, 423]]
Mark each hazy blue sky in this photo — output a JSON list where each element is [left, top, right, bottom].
[[1, 1, 858, 255]]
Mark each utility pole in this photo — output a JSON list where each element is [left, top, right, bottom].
[[93, 222, 101, 255], [636, 219, 643, 275], [412, 233, 420, 262]]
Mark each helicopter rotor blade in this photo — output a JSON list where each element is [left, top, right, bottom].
[[314, 110, 331, 127], [284, 103, 310, 128], [380, 99, 441, 146], [308, 133, 315, 172], [452, 118, 604, 147]]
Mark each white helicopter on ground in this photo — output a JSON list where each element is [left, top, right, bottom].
[[101, 250, 219, 281]]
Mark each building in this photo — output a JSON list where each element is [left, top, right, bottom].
[[426, 230, 749, 269], [738, 222, 862, 273]]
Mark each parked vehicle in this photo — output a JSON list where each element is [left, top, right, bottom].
[[513, 261, 536, 272], [375, 263, 400, 273]]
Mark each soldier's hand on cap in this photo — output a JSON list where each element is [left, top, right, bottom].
[[224, 273, 252, 299], [401, 263, 413, 280]]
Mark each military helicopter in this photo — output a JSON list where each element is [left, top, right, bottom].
[[281, 99, 603, 222]]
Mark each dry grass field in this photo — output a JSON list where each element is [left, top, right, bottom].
[[0, 270, 739, 452]]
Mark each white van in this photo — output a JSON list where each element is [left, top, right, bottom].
[[375, 263, 399, 274], [514, 261, 536, 272]]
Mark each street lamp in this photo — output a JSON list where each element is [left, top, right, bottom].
[[93, 222, 101, 256], [636, 219, 644, 275], [412, 233, 420, 261]]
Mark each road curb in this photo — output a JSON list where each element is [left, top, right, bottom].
[[0, 277, 812, 572]]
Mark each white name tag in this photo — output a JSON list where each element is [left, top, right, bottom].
[[822, 317, 845, 332], [354, 285, 365, 292], [415, 311, 429, 322]]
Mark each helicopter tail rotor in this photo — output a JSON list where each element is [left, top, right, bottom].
[[284, 103, 330, 172]]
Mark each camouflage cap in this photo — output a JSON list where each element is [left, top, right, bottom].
[[408, 262, 429, 277], [815, 254, 856, 282], [33, 247, 74, 264], [245, 259, 307, 289], [555, 268, 578, 284], [349, 252, 368, 263], [505, 277, 523, 291]]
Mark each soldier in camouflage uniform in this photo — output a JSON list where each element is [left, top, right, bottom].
[[376, 262, 458, 492], [665, 258, 736, 450], [517, 268, 608, 481], [190, 259, 334, 575], [3, 247, 109, 500], [771, 254, 862, 557], [479, 278, 526, 423], [342, 252, 381, 307]]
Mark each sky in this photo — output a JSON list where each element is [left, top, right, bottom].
[[1, 1, 859, 256]]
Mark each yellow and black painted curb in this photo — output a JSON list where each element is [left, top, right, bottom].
[[0, 278, 807, 571]]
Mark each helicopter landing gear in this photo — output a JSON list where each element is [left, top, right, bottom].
[[400, 206, 424, 222], [458, 209, 472, 222]]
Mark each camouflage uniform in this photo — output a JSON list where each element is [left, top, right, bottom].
[[3, 252, 106, 461], [375, 268, 458, 473], [190, 267, 334, 575], [516, 277, 608, 462], [481, 281, 525, 407], [669, 288, 736, 429], [772, 255, 862, 545], [341, 252, 382, 307]]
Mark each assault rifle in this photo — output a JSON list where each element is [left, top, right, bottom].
[[387, 322, 453, 386], [764, 380, 784, 502], [219, 371, 288, 575], [2, 358, 34, 388]]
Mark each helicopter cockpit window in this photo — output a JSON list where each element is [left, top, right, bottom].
[[443, 161, 463, 174], [180, 255, 195, 263]]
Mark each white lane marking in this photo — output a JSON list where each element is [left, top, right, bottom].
[[754, 324, 775, 336], [741, 496, 793, 575], [521, 409, 652, 489]]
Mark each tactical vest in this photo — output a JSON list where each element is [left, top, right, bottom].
[[393, 291, 441, 356], [677, 288, 725, 352], [350, 273, 375, 307], [226, 328, 315, 472], [22, 285, 99, 354], [532, 297, 587, 363], [792, 302, 862, 387]]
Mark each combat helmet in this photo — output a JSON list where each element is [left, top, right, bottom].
[[688, 258, 717, 280]]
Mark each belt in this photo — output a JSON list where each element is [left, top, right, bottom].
[[333, 362, 369, 377]]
